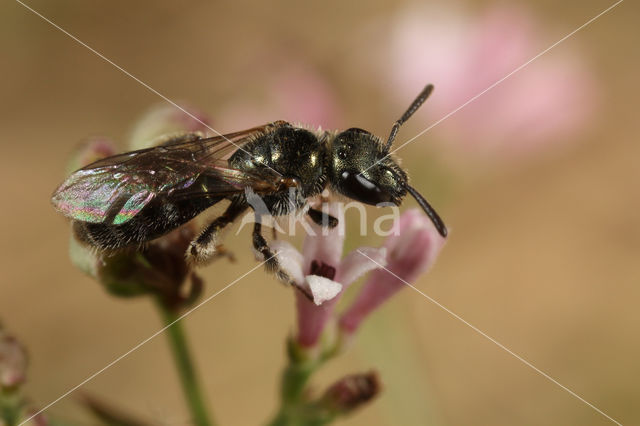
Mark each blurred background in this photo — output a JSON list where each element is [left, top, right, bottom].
[[1, 0, 639, 424]]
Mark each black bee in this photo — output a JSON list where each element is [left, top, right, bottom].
[[52, 85, 447, 277]]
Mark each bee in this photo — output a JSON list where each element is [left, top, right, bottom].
[[52, 85, 447, 279]]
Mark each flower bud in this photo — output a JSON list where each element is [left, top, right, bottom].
[[339, 209, 445, 334], [0, 326, 27, 391], [65, 136, 117, 175], [128, 103, 212, 150], [321, 371, 381, 415]]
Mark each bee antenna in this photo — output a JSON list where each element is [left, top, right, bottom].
[[384, 84, 434, 152], [404, 183, 448, 238]]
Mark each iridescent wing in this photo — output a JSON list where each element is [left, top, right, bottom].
[[52, 124, 284, 225]]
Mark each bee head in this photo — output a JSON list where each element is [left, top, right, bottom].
[[329, 84, 448, 237], [330, 127, 408, 206]]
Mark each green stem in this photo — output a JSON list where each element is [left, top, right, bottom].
[[268, 360, 317, 426], [157, 302, 214, 426], [267, 339, 341, 426], [0, 390, 22, 426]]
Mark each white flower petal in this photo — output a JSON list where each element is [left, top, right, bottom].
[[271, 240, 305, 285], [336, 247, 388, 286], [305, 275, 343, 305]]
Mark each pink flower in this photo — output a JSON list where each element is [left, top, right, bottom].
[[128, 103, 213, 150], [339, 209, 446, 335], [271, 203, 387, 348], [216, 58, 342, 131], [273, 205, 445, 349], [372, 3, 598, 158], [65, 136, 117, 175]]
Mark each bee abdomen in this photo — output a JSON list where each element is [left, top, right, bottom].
[[73, 195, 224, 250]]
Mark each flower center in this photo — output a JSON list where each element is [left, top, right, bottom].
[[310, 260, 336, 280]]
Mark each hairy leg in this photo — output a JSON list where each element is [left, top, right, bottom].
[[252, 221, 292, 284], [187, 199, 248, 264]]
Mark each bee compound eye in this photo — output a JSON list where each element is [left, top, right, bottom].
[[340, 170, 392, 205]]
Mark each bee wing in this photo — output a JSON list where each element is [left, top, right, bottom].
[[52, 124, 284, 225]]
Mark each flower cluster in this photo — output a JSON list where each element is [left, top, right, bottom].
[[273, 203, 445, 352], [267, 202, 445, 423]]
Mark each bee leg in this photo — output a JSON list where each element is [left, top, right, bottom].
[[308, 208, 339, 228], [187, 200, 248, 265], [252, 222, 291, 284]]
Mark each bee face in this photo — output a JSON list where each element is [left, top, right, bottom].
[[329, 128, 407, 206]]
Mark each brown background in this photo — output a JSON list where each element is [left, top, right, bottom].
[[1, 1, 638, 425]]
